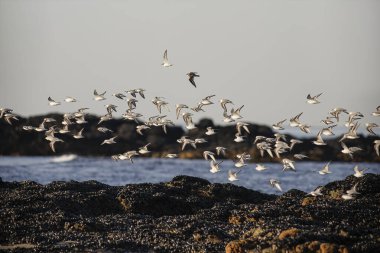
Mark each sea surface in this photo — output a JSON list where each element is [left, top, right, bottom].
[[0, 155, 379, 194]]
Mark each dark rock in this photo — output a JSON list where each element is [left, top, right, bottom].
[[0, 174, 379, 252]]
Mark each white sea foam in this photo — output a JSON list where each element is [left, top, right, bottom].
[[51, 154, 78, 163]]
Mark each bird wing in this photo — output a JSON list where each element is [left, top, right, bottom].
[[49, 141, 56, 152], [189, 76, 197, 87]]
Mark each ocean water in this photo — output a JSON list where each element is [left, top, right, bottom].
[[0, 155, 379, 194]]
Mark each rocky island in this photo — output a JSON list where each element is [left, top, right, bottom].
[[0, 114, 379, 162], [1, 174, 379, 252]]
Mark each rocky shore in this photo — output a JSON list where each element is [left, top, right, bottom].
[[1, 114, 379, 162], [1, 174, 380, 252]]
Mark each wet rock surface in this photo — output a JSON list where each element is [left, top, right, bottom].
[[0, 174, 379, 252]]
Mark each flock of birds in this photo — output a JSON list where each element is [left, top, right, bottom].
[[1, 50, 379, 199]]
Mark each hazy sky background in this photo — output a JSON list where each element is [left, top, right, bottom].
[[0, 0, 379, 128]]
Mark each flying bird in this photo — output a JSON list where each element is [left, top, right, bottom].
[[210, 160, 223, 174], [94, 90, 106, 101], [162, 49, 173, 67], [306, 93, 323, 104], [319, 161, 332, 175], [269, 179, 282, 192], [186, 72, 199, 87], [228, 170, 241, 182], [64, 97, 77, 103], [308, 187, 323, 197], [48, 97, 61, 106]]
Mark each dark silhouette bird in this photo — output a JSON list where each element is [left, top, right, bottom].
[[186, 72, 199, 87]]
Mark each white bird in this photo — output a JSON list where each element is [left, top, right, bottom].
[[341, 142, 362, 159], [48, 97, 61, 106], [236, 122, 250, 135], [176, 104, 188, 119], [339, 122, 360, 142], [190, 103, 205, 113], [255, 164, 268, 171], [195, 138, 207, 145], [127, 98, 138, 110], [231, 105, 244, 120], [98, 113, 113, 125], [152, 97, 169, 114], [322, 125, 337, 136], [122, 110, 143, 122], [181, 138, 197, 151], [105, 104, 117, 114], [374, 140, 380, 156], [346, 183, 360, 195], [3, 113, 19, 125], [298, 124, 311, 134], [101, 136, 117, 145], [353, 165, 368, 178], [308, 187, 323, 197], [76, 115, 88, 125], [272, 119, 286, 130], [135, 88, 146, 99], [234, 157, 247, 168], [269, 179, 282, 192], [372, 106, 380, 116], [294, 154, 309, 160], [97, 127, 113, 133], [139, 143, 151, 154], [341, 193, 355, 200], [73, 128, 85, 139], [164, 154, 178, 159], [210, 160, 223, 173], [215, 146, 227, 156], [306, 93, 323, 104], [205, 127, 217, 136], [182, 112, 197, 130], [289, 139, 303, 150], [74, 108, 89, 118], [203, 151, 216, 162], [64, 97, 77, 103], [23, 126, 35, 131], [289, 112, 303, 127], [58, 125, 70, 134], [118, 151, 139, 163], [234, 133, 245, 143], [220, 99, 233, 112], [282, 158, 296, 171], [228, 170, 241, 182], [329, 107, 348, 122], [94, 90, 106, 101], [0, 108, 13, 118], [321, 116, 335, 125], [45, 127, 62, 151], [342, 183, 360, 200], [112, 93, 126, 100], [222, 110, 234, 123], [366, 122, 379, 135], [136, 125, 150, 136], [162, 49, 173, 67], [313, 130, 326, 146], [319, 161, 332, 175], [200, 95, 215, 106], [48, 137, 64, 153]]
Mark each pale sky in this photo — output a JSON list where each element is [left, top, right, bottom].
[[0, 0, 379, 128]]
